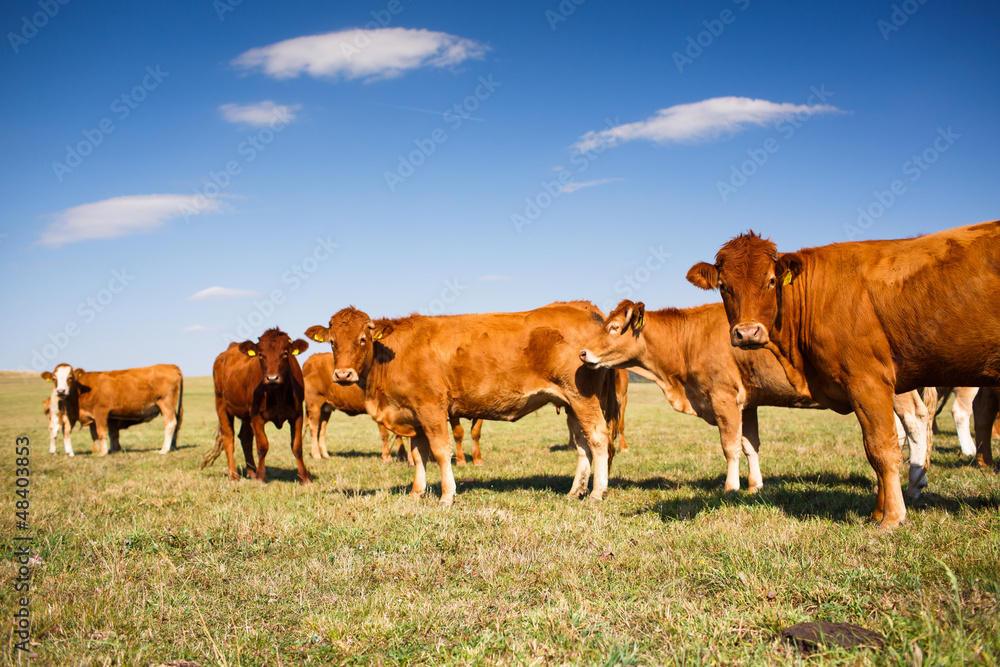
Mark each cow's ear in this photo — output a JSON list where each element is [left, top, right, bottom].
[[305, 325, 329, 343], [776, 252, 803, 286], [41, 371, 53, 381], [238, 341, 258, 357], [290, 339, 309, 356], [73, 368, 85, 380], [629, 302, 646, 333], [373, 323, 393, 341], [686, 262, 719, 290]]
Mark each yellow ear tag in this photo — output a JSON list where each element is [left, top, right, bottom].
[[291, 349, 299, 355], [375, 331, 383, 341], [635, 314, 644, 329], [314, 335, 323, 342], [247, 350, 256, 357], [46, 377, 52, 382], [782, 272, 793, 287]]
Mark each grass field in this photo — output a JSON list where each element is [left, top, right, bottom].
[[1, 369, 998, 666]]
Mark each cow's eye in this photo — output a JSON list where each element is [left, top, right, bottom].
[[359, 336, 366, 346], [767, 276, 776, 290], [609, 323, 620, 333]]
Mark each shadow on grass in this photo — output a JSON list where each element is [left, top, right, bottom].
[[334, 449, 385, 460]]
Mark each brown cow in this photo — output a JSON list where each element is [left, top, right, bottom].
[[40, 363, 183, 455], [305, 302, 619, 505], [303, 352, 484, 464], [203, 328, 311, 484], [972, 387, 1000, 468], [688, 221, 1000, 529]]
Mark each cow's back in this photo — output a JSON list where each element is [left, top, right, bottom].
[[807, 221, 1000, 389]]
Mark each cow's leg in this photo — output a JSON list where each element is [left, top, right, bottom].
[[451, 417, 466, 466], [249, 417, 269, 482], [61, 411, 74, 457], [157, 399, 178, 455], [289, 412, 311, 485], [565, 414, 592, 499], [921, 386, 937, 457], [576, 404, 613, 502], [402, 436, 413, 465], [713, 398, 744, 493], [421, 420, 456, 505], [953, 387, 979, 457], [47, 403, 59, 454], [237, 419, 254, 478], [306, 402, 323, 460], [377, 424, 394, 462], [108, 421, 121, 454], [972, 387, 998, 469], [741, 406, 763, 493], [852, 385, 906, 529], [932, 386, 953, 435], [409, 433, 431, 500], [92, 412, 110, 456], [318, 411, 331, 459], [893, 390, 929, 501], [470, 418, 484, 466]]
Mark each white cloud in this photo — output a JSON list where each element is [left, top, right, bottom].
[[477, 275, 514, 282], [220, 101, 301, 127], [232, 27, 489, 82], [189, 287, 262, 301], [561, 178, 624, 194], [571, 97, 843, 153], [181, 324, 223, 334], [39, 194, 222, 248]]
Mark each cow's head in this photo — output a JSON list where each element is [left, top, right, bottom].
[[41, 364, 83, 397], [580, 300, 646, 369], [306, 307, 390, 385], [687, 231, 802, 349], [238, 328, 308, 385]]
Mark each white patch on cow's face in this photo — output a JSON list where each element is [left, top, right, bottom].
[[54, 365, 73, 395]]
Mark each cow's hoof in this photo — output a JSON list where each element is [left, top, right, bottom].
[[473, 459, 484, 467], [747, 483, 763, 495], [876, 516, 905, 532], [903, 488, 922, 502], [440, 497, 454, 507], [587, 493, 605, 503], [310, 453, 322, 460]]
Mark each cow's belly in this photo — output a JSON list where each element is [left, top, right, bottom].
[[109, 404, 161, 424], [451, 388, 565, 422]]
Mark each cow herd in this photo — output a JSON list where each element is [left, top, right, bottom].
[[39, 220, 1000, 530]]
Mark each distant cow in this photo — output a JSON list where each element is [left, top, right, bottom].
[[306, 302, 619, 505], [688, 221, 1000, 529], [203, 328, 311, 484], [302, 352, 485, 465], [40, 363, 183, 455], [932, 387, 1000, 457], [43, 388, 73, 456]]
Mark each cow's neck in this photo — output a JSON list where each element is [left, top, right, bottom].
[[638, 310, 690, 382], [769, 261, 813, 397]]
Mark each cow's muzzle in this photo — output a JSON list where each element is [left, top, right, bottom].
[[579, 349, 601, 368], [333, 369, 358, 384], [263, 375, 283, 385], [731, 322, 768, 349], [55, 389, 68, 396]]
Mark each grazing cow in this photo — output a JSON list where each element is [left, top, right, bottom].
[[580, 299, 934, 498], [40, 363, 183, 455], [305, 302, 619, 505], [203, 328, 311, 484], [303, 352, 485, 465], [688, 221, 1000, 529]]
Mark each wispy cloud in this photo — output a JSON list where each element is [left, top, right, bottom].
[[220, 101, 301, 127], [189, 287, 262, 301], [477, 275, 514, 282], [561, 177, 624, 194], [232, 28, 489, 82], [571, 97, 843, 153], [39, 194, 223, 248], [181, 324, 224, 333]]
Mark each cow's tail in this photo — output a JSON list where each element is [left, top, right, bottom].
[[173, 379, 184, 450], [201, 427, 224, 469]]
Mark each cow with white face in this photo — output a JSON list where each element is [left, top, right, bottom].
[[41, 363, 77, 456]]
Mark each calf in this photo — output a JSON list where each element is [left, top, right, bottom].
[[688, 221, 1000, 529], [203, 328, 311, 484], [306, 303, 619, 505], [40, 363, 183, 455], [303, 352, 484, 464]]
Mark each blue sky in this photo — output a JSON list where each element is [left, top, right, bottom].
[[2, 0, 998, 376]]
